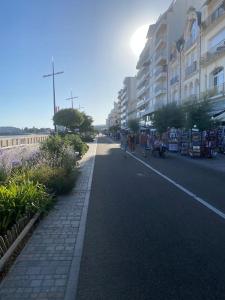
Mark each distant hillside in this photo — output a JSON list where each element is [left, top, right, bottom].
[[0, 127, 23, 135]]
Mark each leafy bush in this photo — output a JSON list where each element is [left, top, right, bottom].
[[11, 165, 79, 196], [81, 135, 94, 143], [64, 134, 89, 157], [0, 168, 7, 183], [0, 179, 52, 234]]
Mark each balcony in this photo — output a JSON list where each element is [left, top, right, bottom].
[[185, 61, 197, 78], [170, 75, 179, 86], [137, 85, 146, 98], [205, 83, 225, 99], [154, 85, 167, 96], [155, 34, 167, 49], [154, 66, 167, 80], [137, 73, 147, 88], [136, 99, 146, 109], [201, 39, 225, 66], [184, 36, 198, 52], [202, 4, 225, 31], [170, 51, 177, 62], [155, 49, 167, 64]]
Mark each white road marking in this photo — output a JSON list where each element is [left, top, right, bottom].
[[128, 152, 225, 221]]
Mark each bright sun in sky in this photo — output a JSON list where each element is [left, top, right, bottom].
[[130, 24, 149, 57]]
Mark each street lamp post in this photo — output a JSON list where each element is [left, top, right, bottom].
[[43, 58, 64, 132], [65, 90, 78, 109]]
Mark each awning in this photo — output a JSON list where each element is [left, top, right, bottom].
[[215, 111, 225, 121]]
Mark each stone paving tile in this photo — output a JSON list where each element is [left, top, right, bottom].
[[0, 143, 97, 300]]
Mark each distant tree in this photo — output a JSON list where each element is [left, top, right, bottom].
[[128, 119, 139, 133], [53, 109, 84, 132], [79, 113, 94, 133], [151, 102, 185, 133], [184, 99, 212, 130]]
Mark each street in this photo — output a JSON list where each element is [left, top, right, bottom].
[[77, 136, 225, 300]]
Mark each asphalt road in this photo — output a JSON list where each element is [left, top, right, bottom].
[[77, 137, 225, 300]]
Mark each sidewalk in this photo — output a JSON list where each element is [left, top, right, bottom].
[[0, 142, 97, 300]]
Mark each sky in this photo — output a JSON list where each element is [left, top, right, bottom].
[[0, 0, 171, 128]]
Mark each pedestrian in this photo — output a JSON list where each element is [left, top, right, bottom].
[[129, 132, 136, 153], [140, 131, 147, 157]]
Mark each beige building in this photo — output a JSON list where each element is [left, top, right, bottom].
[[201, 0, 225, 116], [106, 102, 120, 129], [118, 77, 137, 129]]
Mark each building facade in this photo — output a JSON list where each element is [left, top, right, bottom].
[[107, 0, 225, 128]]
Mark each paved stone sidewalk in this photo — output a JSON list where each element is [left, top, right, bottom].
[[0, 142, 97, 300]]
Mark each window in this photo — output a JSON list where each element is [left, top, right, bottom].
[[213, 67, 224, 87], [190, 20, 198, 41], [211, 2, 225, 23]]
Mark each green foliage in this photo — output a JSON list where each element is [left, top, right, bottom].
[[184, 100, 212, 130], [0, 179, 52, 234], [11, 166, 79, 196], [109, 124, 120, 133], [0, 168, 7, 183], [151, 103, 185, 133], [53, 108, 84, 131], [79, 113, 94, 133], [81, 135, 95, 143], [40, 135, 67, 158], [64, 134, 89, 157], [128, 119, 140, 133]]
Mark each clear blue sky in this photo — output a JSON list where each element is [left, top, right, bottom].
[[0, 0, 171, 128]]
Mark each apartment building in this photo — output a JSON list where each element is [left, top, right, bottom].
[[106, 102, 120, 129], [118, 77, 137, 129], [107, 0, 225, 127], [136, 25, 155, 123], [201, 0, 225, 116], [137, 0, 203, 124]]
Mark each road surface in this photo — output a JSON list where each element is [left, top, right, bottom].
[[77, 137, 225, 300]]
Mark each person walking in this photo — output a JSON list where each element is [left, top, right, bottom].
[[140, 131, 147, 157], [129, 132, 136, 153]]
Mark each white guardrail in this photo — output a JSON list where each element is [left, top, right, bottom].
[[0, 135, 49, 149]]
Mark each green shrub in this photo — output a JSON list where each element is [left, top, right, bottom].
[[81, 135, 94, 143], [65, 134, 89, 157], [11, 165, 79, 196], [0, 168, 7, 183], [0, 180, 52, 234]]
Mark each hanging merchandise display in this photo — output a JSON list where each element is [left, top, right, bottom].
[[201, 130, 217, 158], [189, 127, 201, 158], [218, 126, 225, 154], [167, 128, 179, 152], [180, 130, 189, 155]]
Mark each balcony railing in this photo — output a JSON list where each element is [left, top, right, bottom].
[[154, 66, 167, 77], [203, 4, 225, 30], [155, 49, 167, 62], [137, 85, 146, 98], [170, 52, 177, 62], [185, 36, 198, 51], [155, 85, 167, 96], [185, 61, 197, 78], [201, 39, 225, 65], [205, 83, 225, 98], [170, 75, 179, 86], [155, 35, 166, 48]]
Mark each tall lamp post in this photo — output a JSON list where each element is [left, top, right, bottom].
[[65, 90, 78, 109], [43, 58, 64, 132], [176, 37, 185, 105]]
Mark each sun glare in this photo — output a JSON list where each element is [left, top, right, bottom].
[[130, 24, 149, 57]]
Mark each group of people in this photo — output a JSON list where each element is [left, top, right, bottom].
[[120, 130, 164, 156], [120, 131, 136, 153]]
